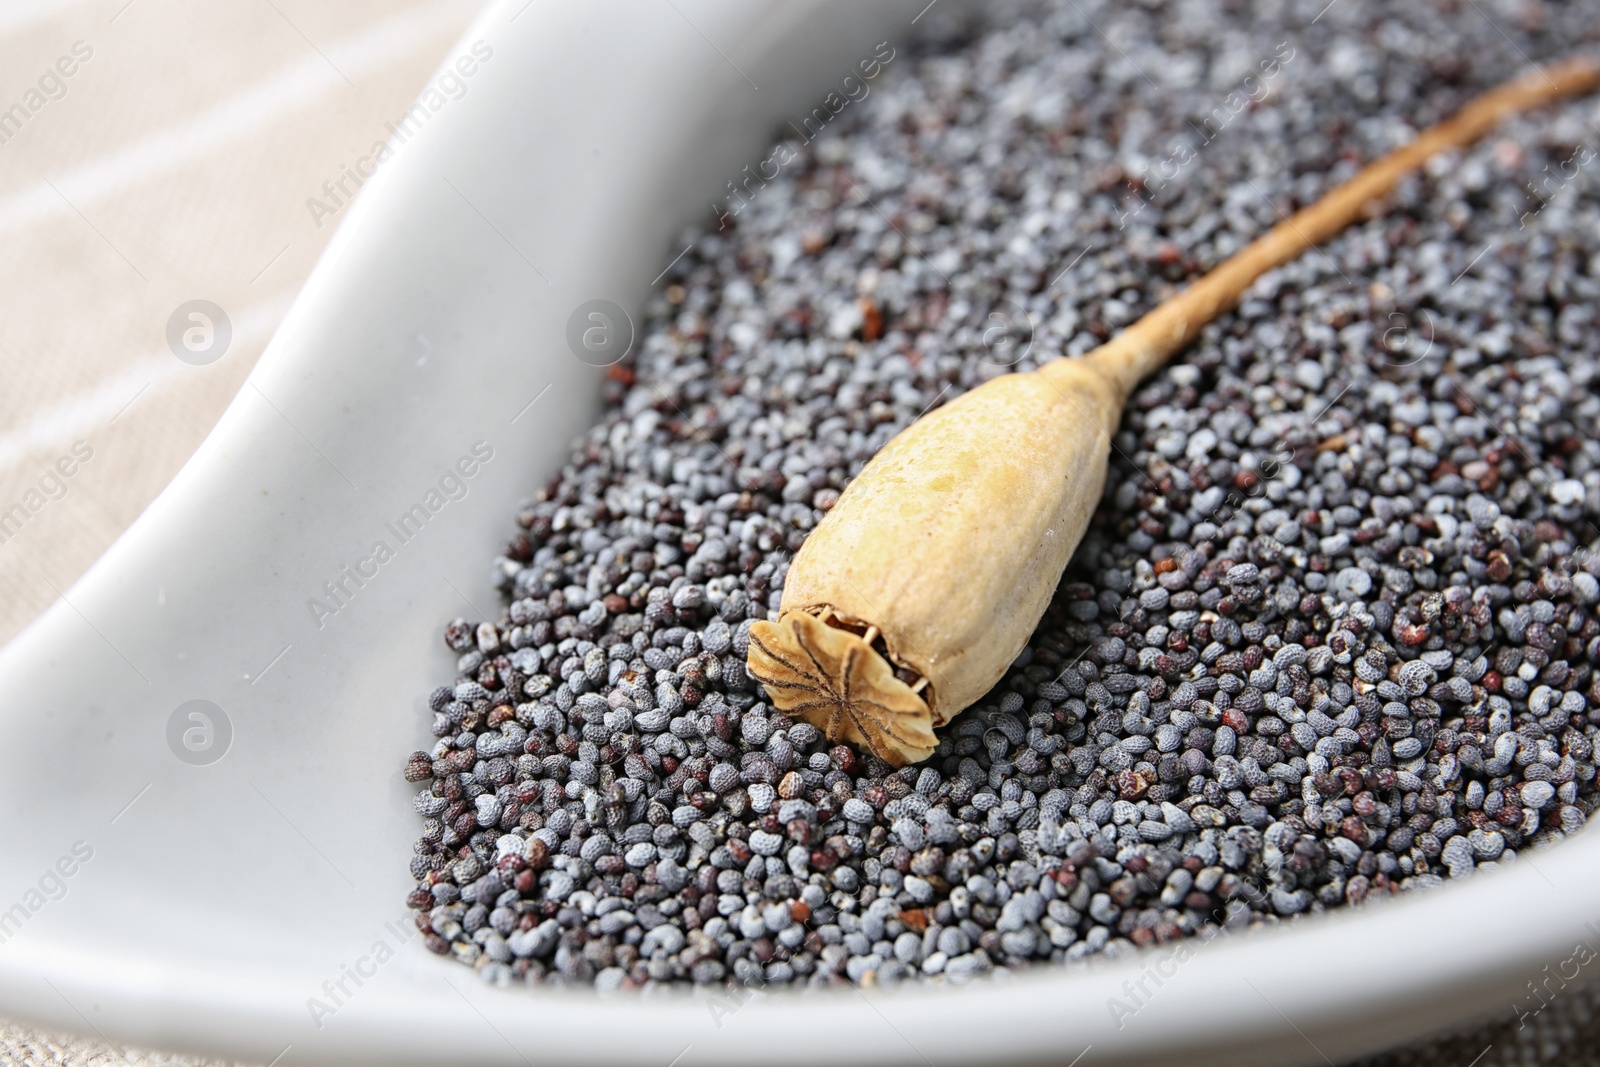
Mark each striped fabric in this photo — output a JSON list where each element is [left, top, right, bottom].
[[0, 0, 482, 648]]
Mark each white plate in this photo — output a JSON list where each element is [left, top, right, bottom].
[[0, 1, 1588, 1063]]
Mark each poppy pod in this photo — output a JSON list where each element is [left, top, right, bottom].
[[746, 55, 1600, 766]]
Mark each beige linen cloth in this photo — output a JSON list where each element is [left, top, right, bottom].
[[0, 1, 1595, 1065], [0, 0, 483, 646]]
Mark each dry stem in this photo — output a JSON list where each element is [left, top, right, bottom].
[[1082, 55, 1600, 399]]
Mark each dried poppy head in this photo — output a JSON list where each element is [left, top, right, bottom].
[[747, 610, 936, 766]]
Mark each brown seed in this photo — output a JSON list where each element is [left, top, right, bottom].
[[777, 771, 805, 800], [1397, 622, 1430, 646], [403, 751, 433, 783], [1115, 768, 1152, 801], [859, 297, 884, 342]]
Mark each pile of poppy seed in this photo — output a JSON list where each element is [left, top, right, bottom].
[[404, 0, 1600, 990]]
